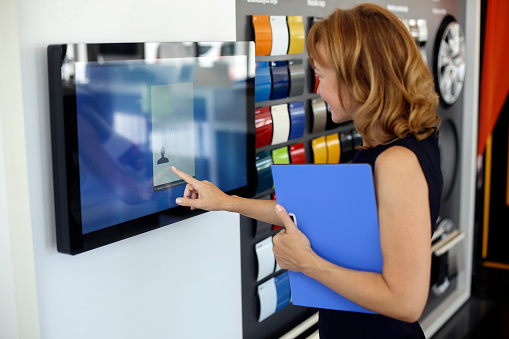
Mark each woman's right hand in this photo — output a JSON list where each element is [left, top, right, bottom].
[[171, 166, 232, 211]]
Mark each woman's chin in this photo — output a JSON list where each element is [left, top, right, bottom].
[[331, 115, 348, 124], [331, 112, 354, 124]]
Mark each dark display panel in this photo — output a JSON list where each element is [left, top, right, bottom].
[[48, 42, 256, 254]]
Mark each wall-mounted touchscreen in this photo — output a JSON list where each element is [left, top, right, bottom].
[[48, 42, 256, 255]]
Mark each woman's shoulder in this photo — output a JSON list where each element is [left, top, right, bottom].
[[375, 145, 421, 173], [353, 132, 439, 167], [374, 133, 439, 173], [379, 133, 440, 159]]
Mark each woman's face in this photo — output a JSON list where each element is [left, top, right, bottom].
[[313, 44, 358, 124]]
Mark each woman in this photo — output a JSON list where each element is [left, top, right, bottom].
[[172, 3, 442, 338]]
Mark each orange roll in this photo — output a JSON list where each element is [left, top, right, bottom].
[[252, 15, 272, 56]]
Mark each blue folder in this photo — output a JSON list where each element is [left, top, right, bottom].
[[271, 164, 383, 313]]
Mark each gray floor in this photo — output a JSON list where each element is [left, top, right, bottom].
[[431, 268, 509, 339]]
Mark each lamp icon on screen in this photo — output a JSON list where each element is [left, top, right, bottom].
[[157, 146, 169, 165]]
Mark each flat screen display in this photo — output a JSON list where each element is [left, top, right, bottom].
[[48, 42, 256, 254]]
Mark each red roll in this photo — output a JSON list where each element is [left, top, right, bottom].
[[255, 106, 273, 148]]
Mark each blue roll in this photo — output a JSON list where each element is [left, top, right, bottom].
[[270, 61, 289, 100], [288, 101, 306, 140], [255, 61, 272, 103], [275, 271, 291, 312]]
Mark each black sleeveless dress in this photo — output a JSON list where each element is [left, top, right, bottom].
[[318, 133, 443, 339]]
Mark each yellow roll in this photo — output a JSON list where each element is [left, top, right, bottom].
[[326, 133, 341, 164], [312, 136, 327, 164], [287, 16, 305, 54]]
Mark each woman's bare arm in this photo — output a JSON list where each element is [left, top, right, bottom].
[[171, 166, 280, 225]]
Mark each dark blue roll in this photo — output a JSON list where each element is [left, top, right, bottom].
[[270, 61, 289, 100], [255, 61, 272, 103], [255, 150, 273, 194], [288, 101, 305, 140]]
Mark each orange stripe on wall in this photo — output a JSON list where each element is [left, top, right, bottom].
[[483, 261, 509, 270], [477, 0, 509, 156], [507, 119, 509, 206]]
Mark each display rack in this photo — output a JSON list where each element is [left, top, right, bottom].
[[235, 1, 478, 338]]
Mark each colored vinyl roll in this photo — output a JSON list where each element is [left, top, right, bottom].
[[288, 60, 305, 97], [288, 101, 305, 140], [287, 16, 305, 54], [255, 61, 271, 102], [326, 133, 341, 164], [313, 72, 319, 94], [408, 19, 419, 43], [417, 19, 428, 45], [270, 61, 289, 100], [311, 136, 327, 164], [256, 150, 273, 194], [339, 131, 354, 163], [274, 271, 291, 311], [269, 15, 289, 56], [258, 277, 277, 322], [289, 143, 306, 164], [311, 98, 327, 134], [272, 146, 290, 165], [270, 104, 290, 145], [255, 106, 273, 148], [252, 15, 272, 56], [256, 236, 275, 281]]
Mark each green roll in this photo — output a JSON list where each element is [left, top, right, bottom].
[[272, 146, 290, 165]]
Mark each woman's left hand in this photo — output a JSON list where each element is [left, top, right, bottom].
[[272, 204, 316, 273]]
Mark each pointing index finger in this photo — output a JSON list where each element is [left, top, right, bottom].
[[172, 166, 200, 185]]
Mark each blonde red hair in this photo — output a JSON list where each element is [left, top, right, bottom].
[[307, 3, 440, 145]]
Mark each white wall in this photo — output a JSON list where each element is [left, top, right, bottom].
[[0, 0, 40, 338], [0, 92, 20, 339], [2, 0, 245, 338]]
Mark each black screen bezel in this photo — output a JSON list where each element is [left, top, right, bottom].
[[48, 42, 256, 255]]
